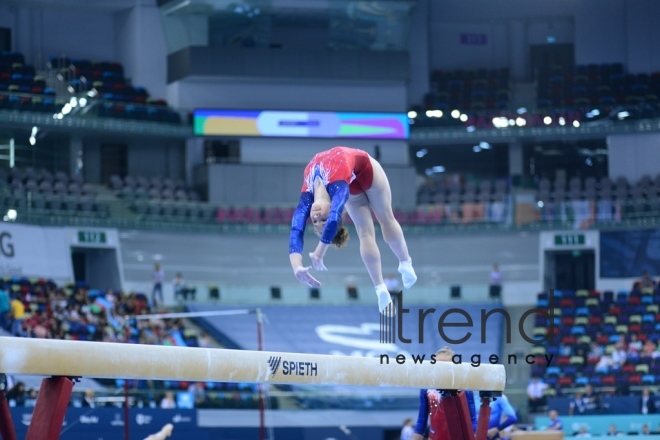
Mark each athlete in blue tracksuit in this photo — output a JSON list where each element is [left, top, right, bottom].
[[479, 394, 518, 439]]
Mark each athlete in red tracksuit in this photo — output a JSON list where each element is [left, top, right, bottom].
[[288, 147, 417, 314]]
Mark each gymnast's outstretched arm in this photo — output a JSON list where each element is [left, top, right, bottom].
[[289, 192, 320, 287], [412, 389, 428, 440]]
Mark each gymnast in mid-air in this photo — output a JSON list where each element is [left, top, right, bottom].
[[288, 146, 417, 313]]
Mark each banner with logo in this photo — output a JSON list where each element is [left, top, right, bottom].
[[0, 223, 71, 281], [11, 408, 197, 438]]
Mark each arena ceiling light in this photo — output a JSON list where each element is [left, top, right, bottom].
[[29, 126, 38, 146], [3, 209, 16, 222], [450, 110, 460, 119], [416, 149, 427, 158], [479, 142, 491, 149], [492, 117, 508, 129], [617, 111, 630, 120], [407, 110, 417, 118], [425, 166, 445, 175]]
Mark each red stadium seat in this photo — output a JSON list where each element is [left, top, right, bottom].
[[558, 377, 573, 387], [602, 376, 616, 386], [556, 356, 570, 366]]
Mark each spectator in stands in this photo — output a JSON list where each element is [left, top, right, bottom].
[[611, 342, 627, 368], [6, 381, 26, 406], [152, 263, 164, 308], [82, 390, 96, 408], [641, 388, 656, 414], [400, 418, 414, 440], [582, 385, 600, 413], [606, 424, 622, 436], [588, 342, 603, 360], [527, 377, 548, 413], [575, 426, 591, 437], [9, 293, 27, 337], [188, 383, 206, 408], [641, 341, 660, 362], [546, 410, 562, 431], [639, 271, 655, 290], [173, 273, 186, 301], [160, 391, 176, 409], [0, 287, 9, 331], [198, 331, 213, 349], [568, 392, 585, 416], [628, 333, 643, 360], [288, 147, 417, 315], [641, 424, 651, 436], [24, 388, 38, 407]]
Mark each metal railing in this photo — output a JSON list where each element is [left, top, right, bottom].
[[2, 186, 660, 235]]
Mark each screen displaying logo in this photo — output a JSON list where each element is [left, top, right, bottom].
[[193, 110, 409, 139]]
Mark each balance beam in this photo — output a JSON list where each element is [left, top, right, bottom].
[[0, 337, 506, 391]]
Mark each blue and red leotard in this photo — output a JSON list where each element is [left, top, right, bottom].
[[289, 147, 374, 254]]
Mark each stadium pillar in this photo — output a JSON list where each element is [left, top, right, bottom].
[[509, 142, 523, 186], [508, 20, 528, 81]]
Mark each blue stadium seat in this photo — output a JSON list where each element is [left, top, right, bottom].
[[571, 326, 586, 335], [575, 377, 589, 386], [546, 366, 561, 376], [642, 375, 656, 384]]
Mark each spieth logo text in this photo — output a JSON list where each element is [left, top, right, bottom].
[[268, 356, 318, 377]]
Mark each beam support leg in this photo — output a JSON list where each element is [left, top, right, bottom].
[[25, 377, 74, 440], [0, 373, 17, 440]]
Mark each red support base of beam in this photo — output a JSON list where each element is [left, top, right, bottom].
[[456, 391, 476, 439], [0, 390, 17, 440], [25, 377, 74, 440], [475, 397, 493, 440]]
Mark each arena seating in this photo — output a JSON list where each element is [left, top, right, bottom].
[[2, 276, 258, 409], [536, 174, 660, 223], [49, 56, 181, 124], [413, 62, 660, 129], [425, 68, 511, 112], [111, 174, 200, 202], [0, 51, 62, 113], [536, 63, 659, 109], [0, 167, 109, 218], [532, 286, 660, 402], [414, 177, 510, 223]]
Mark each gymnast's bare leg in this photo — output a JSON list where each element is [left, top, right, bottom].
[[364, 157, 417, 289], [344, 193, 392, 313]]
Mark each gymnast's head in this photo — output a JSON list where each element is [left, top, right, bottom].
[[310, 202, 349, 248], [435, 346, 454, 362]]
